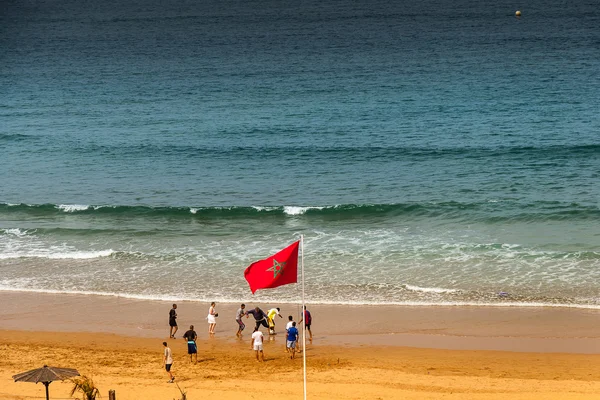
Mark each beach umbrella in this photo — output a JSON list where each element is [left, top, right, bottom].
[[12, 365, 80, 400]]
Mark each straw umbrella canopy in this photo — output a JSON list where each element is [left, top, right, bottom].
[[12, 365, 80, 400]]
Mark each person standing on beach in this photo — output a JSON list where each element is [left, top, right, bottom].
[[286, 322, 299, 359], [299, 306, 313, 342], [285, 315, 294, 352], [246, 306, 269, 331], [207, 302, 217, 334], [285, 315, 295, 331], [163, 341, 175, 383], [251, 328, 265, 362], [183, 325, 198, 363], [169, 304, 178, 338], [267, 307, 282, 335], [235, 303, 246, 337]]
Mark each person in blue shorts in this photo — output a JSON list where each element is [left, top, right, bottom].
[[286, 322, 299, 359], [163, 341, 175, 383], [183, 325, 198, 363]]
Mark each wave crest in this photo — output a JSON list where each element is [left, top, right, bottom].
[[1, 201, 599, 223]]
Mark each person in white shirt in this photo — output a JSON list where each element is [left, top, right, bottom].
[[207, 302, 217, 335], [285, 315, 294, 331], [162, 341, 175, 383], [285, 315, 295, 352], [251, 328, 265, 362]]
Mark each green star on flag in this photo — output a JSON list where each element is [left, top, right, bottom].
[[267, 259, 286, 278]]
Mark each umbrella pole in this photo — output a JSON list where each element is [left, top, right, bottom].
[[44, 382, 49, 400]]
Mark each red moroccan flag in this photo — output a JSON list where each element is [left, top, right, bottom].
[[244, 241, 300, 294]]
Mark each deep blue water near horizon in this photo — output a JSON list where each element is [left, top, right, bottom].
[[1, 0, 600, 306]]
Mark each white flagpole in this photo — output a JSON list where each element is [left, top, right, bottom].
[[301, 234, 307, 400]]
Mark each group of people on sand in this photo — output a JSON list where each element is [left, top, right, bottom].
[[163, 302, 313, 381], [169, 302, 218, 339]]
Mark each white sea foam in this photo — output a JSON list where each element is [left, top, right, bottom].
[[404, 284, 458, 294], [1, 228, 32, 237], [57, 204, 90, 212], [283, 206, 324, 215], [252, 206, 279, 212], [0, 285, 599, 310], [0, 249, 115, 260], [190, 208, 198, 214], [0, 286, 186, 302]]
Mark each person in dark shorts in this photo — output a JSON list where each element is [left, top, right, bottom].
[[163, 341, 174, 383], [245, 307, 269, 331], [235, 303, 246, 337], [169, 304, 178, 338], [183, 325, 198, 363], [299, 305, 312, 342]]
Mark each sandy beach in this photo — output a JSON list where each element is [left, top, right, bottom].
[[1, 292, 600, 399]]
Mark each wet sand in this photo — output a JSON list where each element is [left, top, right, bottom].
[[1, 291, 600, 399], [1, 291, 599, 352]]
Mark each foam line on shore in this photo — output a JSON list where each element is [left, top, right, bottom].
[[1, 286, 599, 309]]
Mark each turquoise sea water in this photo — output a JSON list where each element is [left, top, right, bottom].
[[1, 0, 599, 306]]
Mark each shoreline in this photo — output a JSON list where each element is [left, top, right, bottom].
[[1, 291, 599, 354], [4, 286, 600, 310]]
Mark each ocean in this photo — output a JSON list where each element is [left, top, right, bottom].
[[1, 0, 599, 307]]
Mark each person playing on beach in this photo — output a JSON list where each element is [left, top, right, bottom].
[[163, 341, 175, 383], [183, 325, 198, 363], [246, 306, 269, 331], [235, 303, 246, 337], [267, 307, 282, 335], [169, 304, 178, 338], [285, 315, 295, 331], [207, 302, 217, 334], [285, 315, 295, 352], [251, 328, 265, 362], [299, 305, 313, 342], [286, 322, 299, 359]]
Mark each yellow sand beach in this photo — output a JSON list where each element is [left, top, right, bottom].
[[2, 330, 600, 400], [1, 292, 600, 399]]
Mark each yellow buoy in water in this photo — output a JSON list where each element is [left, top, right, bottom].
[[515, 10, 522, 17]]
